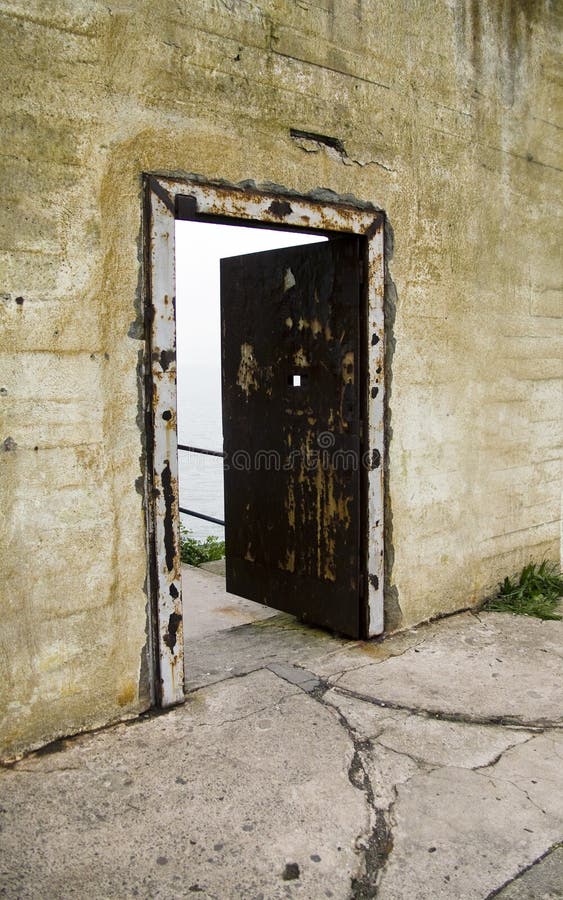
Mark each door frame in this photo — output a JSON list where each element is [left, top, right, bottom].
[[143, 174, 385, 707]]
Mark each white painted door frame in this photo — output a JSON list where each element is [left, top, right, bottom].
[[144, 174, 385, 707]]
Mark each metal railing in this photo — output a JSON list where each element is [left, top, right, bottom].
[[177, 443, 225, 527]]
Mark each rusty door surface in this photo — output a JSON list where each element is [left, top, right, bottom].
[[221, 236, 365, 637]]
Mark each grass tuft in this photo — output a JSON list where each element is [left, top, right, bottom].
[[179, 525, 225, 567], [484, 561, 563, 620]]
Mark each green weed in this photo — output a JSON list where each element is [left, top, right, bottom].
[[179, 525, 225, 567], [484, 561, 563, 620]]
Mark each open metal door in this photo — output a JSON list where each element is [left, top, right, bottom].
[[221, 236, 365, 637]]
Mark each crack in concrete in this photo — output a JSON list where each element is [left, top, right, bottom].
[[366, 721, 539, 773], [326, 641, 429, 686], [370, 737, 439, 771], [2, 762, 84, 775], [289, 129, 395, 173], [264, 658, 562, 897], [186, 664, 265, 693], [331, 685, 559, 731], [265, 661, 323, 693], [331, 718, 394, 898], [268, 660, 562, 896], [485, 143, 563, 173], [474, 733, 536, 770], [478, 772, 549, 817], [274, 48, 393, 92], [266, 664, 395, 897], [192, 691, 302, 730], [484, 841, 563, 898]]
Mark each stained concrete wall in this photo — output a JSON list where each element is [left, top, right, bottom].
[[0, 0, 561, 759]]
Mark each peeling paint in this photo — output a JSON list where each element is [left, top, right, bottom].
[[163, 611, 182, 653], [293, 348, 309, 368], [160, 460, 175, 572], [284, 267, 296, 292], [236, 343, 260, 397], [146, 181, 184, 708]]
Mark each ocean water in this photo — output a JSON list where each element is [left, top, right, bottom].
[[177, 362, 225, 541]]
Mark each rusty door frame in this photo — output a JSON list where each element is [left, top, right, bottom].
[[144, 174, 385, 708]]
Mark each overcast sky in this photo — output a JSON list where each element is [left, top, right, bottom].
[[175, 220, 326, 368]]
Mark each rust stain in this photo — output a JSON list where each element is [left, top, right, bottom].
[[117, 681, 136, 707], [214, 606, 253, 618], [279, 548, 296, 573], [236, 342, 259, 396], [285, 479, 296, 529], [342, 350, 355, 384]]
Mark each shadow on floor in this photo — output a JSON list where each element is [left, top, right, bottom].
[[182, 562, 353, 692]]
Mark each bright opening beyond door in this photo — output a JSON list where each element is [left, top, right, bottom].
[[175, 221, 327, 641]]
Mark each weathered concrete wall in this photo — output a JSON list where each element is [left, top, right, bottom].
[[1, 0, 561, 759]]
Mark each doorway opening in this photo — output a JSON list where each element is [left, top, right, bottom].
[[145, 177, 385, 707], [175, 221, 327, 646]]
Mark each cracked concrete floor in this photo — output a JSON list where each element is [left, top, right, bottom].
[[1, 590, 562, 899]]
